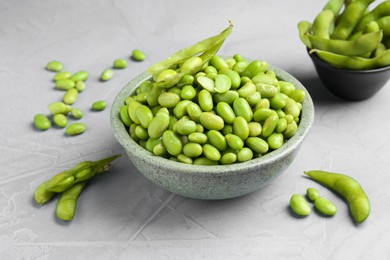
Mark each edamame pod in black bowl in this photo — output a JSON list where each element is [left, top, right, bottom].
[[308, 48, 390, 101]]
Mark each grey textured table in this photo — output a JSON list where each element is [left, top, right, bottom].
[[1, 0, 390, 259]]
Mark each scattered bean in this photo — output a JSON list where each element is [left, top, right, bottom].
[[46, 61, 63, 72], [100, 69, 114, 81], [65, 123, 86, 136], [132, 49, 147, 61], [33, 114, 51, 130], [113, 59, 128, 69], [290, 194, 311, 216], [92, 100, 107, 111]]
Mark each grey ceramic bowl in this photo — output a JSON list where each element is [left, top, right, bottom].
[[110, 64, 314, 200]]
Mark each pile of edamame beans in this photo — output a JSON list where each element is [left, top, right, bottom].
[[121, 23, 305, 165], [33, 49, 147, 136], [299, 0, 390, 70]]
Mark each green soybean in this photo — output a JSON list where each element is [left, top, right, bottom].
[[53, 114, 68, 128], [54, 71, 72, 81], [162, 130, 182, 156], [92, 100, 107, 111], [225, 134, 244, 150], [203, 144, 221, 161], [306, 187, 321, 202], [132, 49, 147, 61], [267, 132, 284, 150], [290, 194, 311, 216], [237, 147, 253, 162], [198, 89, 213, 112], [69, 108, 83, 120], [246, 137, 269, 154], [173, 100, 191, 118], [63, 88, 78, 105], [75, 81, 86, 92], [233, 116, 249, 140], [100, 69, 114, 81], [207, 130, 227, 151], [65, 123, 86, 136], [148, 108, 170, 139], [314, 197, 337, 216], [180, 85, 197, 100], [46, 61, 63, 72], [55, 79, 76, 90], [174, 118, 197, 135], [113, 59, 128, 69], [193, 157, 219, 165], [70, 70, 89, 82], [33, 114, 51, 130], [188, 132, 207, 144], [220, 152, 237, 165], [48, 102, 71, 115], [262, 114, 279, 138], [216, 102, 236, 124], [136, 105, 154, 128], [199, 112, 224, 130], [183, 142, 203, 157], [214, 74, 232, 93], [248, 122, 262, 137], [158, 92, 181, 108], [233, 97, 253, 122]]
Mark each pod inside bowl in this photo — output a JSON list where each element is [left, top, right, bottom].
[[307, 49, 390, 101], [110, 64, 314, 200]]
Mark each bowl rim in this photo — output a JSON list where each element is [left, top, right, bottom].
[[307, 48, 390, 73], [110, 62, 315, 176]]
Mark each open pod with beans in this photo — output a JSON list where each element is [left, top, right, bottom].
[[119, 21, 306, 165], [298, 0, 390, 70]]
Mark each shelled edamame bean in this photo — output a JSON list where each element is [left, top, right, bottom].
[[120, 53, 305, 165]]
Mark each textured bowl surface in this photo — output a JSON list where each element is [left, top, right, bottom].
[[110, 64, 314, 200], [308, 50, 390, 101]]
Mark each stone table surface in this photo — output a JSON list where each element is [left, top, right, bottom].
[[1, 0, 390, 259]]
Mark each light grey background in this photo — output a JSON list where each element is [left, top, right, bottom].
[[1, 0, 389, 259]]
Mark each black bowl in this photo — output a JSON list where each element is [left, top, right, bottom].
[[307, 49, 390, 101]]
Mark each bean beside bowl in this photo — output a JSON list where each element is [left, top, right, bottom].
[[110, 62, 314, 200]]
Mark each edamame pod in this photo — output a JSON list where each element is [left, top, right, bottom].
[[147, 21, 233, 76], [298, 21, 313, 49], [304, 170, 370, 223], [56, 182, 86, 221], [312, 9, 334, 39], [310, 48, 390, 69], [332, 0, 375, 40], [308, 31, 383, 56]]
